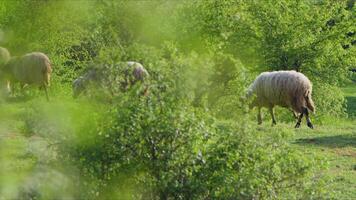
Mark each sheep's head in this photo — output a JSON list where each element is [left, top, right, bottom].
[[239, 95, 247, 103], [239, 86, 256, 109]]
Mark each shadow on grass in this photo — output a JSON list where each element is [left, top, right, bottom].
[[4, 95, 33, 103], [346, 96, 356, 118], [295, 134, 356, 148]]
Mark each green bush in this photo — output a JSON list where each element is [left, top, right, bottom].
[[313, 83, 347, 119], [57, 89, 330, 199]]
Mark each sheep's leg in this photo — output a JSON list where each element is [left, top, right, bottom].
[[269, 107, 277, 125], [291, 110, 298, 119], [21, 83, 29, 97], [257, 107, 262, 125], [304, 107, 314, 129], [295, 113, 303, 128], [43, 85, 49, 101], [11, 82, 17, 97], [6, 80, 11, 96]]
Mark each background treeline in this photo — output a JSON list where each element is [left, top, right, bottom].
[[0, 0, 354, 199]]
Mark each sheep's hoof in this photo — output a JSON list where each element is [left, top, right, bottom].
[[295, 122, 301, 128], [272, 121, 276, 126], [307, 122, 314, 129]]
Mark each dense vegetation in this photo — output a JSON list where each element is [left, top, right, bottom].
[[0, 0, 355, 199]]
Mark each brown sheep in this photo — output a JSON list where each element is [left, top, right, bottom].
[[2, 52, 52, 100], [247, 70, 315, 129]]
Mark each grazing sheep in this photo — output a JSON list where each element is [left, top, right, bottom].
[[122, 61, 149, 90], [72, 61, 149, 98], [0, 47, 11, 96], [2, 52, 52, 100], [247, 70, 315, 129], [72, 68, 102, 98]]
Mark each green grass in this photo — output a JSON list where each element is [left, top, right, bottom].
[[242, 83, 356, 199], [288, 83, 356, 199], [291, 120, 356, 199], [252, 117, 356, 199]]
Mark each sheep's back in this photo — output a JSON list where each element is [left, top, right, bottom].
[[253, 71, 312, 108], [16, 53, 51, 85], [126, 62, 149, 81]]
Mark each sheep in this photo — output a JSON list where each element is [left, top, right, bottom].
[[72, 61, 149, 98], [0, 47, 10, 67], [246, 70, 315, 129], [122, 61, 149, 90], [0, 47, 11, 96], [72, 68, 102, 98], [2, 52, 52, 101]]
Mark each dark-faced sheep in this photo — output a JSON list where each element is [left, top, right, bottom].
[[247, 70, 315, 129], [2, 52, 52, 100], [72, 61, 149, 98], [72, 68, 102, 98]]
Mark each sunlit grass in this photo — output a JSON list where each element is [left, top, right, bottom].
[[288, 84, 356, 199], [247, 83, 356, 199]]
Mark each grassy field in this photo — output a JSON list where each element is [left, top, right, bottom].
[[292, 120, 356, 199], [291, 83, 356, 199], [0, 84, 355, 199]]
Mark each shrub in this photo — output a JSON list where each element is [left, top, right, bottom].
[[59, 86, 330, 199], [313, 83, 347, 120]]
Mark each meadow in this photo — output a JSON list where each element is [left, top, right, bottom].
[[0, 0, 355, 199], [0, 85, 355, 199]]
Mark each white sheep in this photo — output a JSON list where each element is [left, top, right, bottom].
[[72, 61, 149, 98], [0, 47, 10, 67], [122, 61, 149, 90], [0, 47, 11, 96], [246, 70, 315, 129], [2, 52, 52, 100]]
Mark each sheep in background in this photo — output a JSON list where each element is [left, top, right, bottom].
[[72, 61, 149, 98], [72, 68, 102, 98], [122, 61, 149, 90], [246, 70, 315, 129], [2, 52, 52, 101]]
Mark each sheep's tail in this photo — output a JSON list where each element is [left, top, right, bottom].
[[42, 59, 52, 86], [305, 90, 315, 113]]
